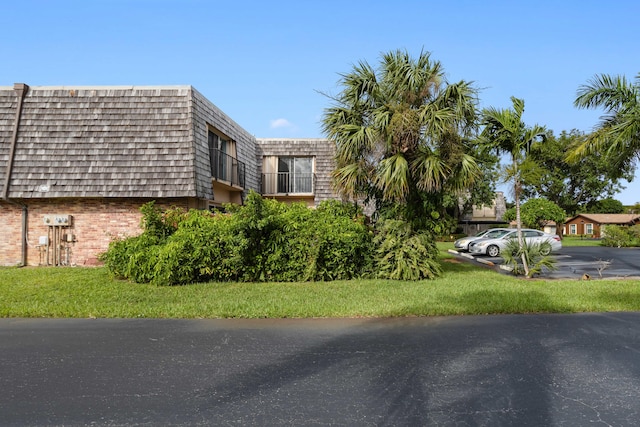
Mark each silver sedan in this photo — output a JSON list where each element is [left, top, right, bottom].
[[468, 229, 562, 257], [454, 228, 512, 252]]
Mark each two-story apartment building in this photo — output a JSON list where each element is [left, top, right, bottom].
[[0, 83, 338, 266], [458, 191, 508, 235]]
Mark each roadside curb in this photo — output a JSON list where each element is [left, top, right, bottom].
[[448, 249, 495, 266]]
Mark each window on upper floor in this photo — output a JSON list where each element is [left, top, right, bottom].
[[262, 156, 314, 194], [208, 128, 244, 188]]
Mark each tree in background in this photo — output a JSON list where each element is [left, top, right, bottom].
[[586, 197, 625, 214], [502, 198, 566, 232], [629, 202, 640, 214], [569, 72, 640, 178], [480, 97, 546, 276], [321, 49, 481, 231], [524, 130, 633, 215]]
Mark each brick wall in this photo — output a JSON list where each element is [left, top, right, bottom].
[[0, 202, 23, 266], [0, 198, 193, 266]]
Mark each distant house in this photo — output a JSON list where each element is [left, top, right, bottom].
[[459, 191, 508, 235], [563, 213, 640, 238], [0, 83, 345, 267]]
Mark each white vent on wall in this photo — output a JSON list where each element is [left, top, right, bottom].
[[43, 214, 73, 226]]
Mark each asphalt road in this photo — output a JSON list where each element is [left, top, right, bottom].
[[455, 246, 640, 279], [2, 315, 640, 426]]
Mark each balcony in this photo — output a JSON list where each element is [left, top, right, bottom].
[[261, 172, 315, 195], [211, 149, 245, 188]]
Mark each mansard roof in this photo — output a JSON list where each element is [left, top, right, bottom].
[[0, 85, 198, 199]]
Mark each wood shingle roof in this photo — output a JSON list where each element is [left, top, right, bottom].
[[1, 85, 198, 199]]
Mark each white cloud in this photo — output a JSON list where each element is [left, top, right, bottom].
[[269, 118, 293, 129]]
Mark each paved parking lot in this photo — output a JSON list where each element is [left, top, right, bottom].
[[452, 246, 640, 279]]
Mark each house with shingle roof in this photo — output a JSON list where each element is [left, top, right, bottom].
[[0, 83, 339, 266], [563, 213, 640, 238]]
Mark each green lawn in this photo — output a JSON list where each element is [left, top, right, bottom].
[[2, 254, 639, 318], [561, 236, 603, 247]]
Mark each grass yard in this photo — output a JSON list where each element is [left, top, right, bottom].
[[2, 249, 639, 318], [561, 236, 603, 247]]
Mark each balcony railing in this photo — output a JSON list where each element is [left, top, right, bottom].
[[261, 172, 315, 194], [211, 149, 245, 188]]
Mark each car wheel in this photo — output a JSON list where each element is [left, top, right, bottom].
[[540, 244, 551, 256], [487, 245, 500, 257]]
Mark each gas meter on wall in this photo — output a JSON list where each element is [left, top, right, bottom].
[[43, 214, 72, 226]]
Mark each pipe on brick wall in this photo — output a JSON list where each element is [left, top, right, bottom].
[[2, 83, 30, 266]]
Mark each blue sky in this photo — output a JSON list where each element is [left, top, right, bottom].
[[2, 0, 639, 204]]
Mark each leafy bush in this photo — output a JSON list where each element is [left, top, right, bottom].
[[373, 219, 441, 280], [601, 225, 640, 247], [236, 196, 372, 282], [302, 201, 373, 280], [99, 202, 184, 280], [152, 210, 246, 285], [101, 192, 374, 285], [99, 233, 163, 281]]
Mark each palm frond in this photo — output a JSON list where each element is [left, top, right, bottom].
[[411, 148, 450, 192], [331, 162, 371, 199], [574, 74, 634, 111], [445, 153, 482, 193], [375, 154, 410, 201]]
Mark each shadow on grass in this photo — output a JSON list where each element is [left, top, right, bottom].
[[397, 289, 576, 316], [439, 258, 484, 274]]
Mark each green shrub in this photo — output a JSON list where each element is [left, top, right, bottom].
[[301, 202, 373, 281], [101, 192, 374, 285], [152, 210, 246, 285], [99, 202, 186, 281], [373, 219, 441, 280], [139, 201, 185, 239], [99, 230, 167, 281], [238, 196, 372, 282], [601, 225, 639, 247]]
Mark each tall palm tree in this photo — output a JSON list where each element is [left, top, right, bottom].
[[321, 49, 480, 224], [569, 72, 640, 169], [480, 97, 546, 276]]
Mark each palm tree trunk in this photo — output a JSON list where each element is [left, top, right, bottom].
[[514, 164, 530, 277]]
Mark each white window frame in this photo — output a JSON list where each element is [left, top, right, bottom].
[[585, 223, 594, 235], [569, 224, 577, 235]]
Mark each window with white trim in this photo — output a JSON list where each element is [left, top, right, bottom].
[[585, 223, 593, 235], [569, 224, 577, 235]]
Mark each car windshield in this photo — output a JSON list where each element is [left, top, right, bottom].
[[484, 229, 510, 238]]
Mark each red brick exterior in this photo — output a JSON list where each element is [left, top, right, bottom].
[[0, 202, 23, 266], [0, 198, 195, 266]]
